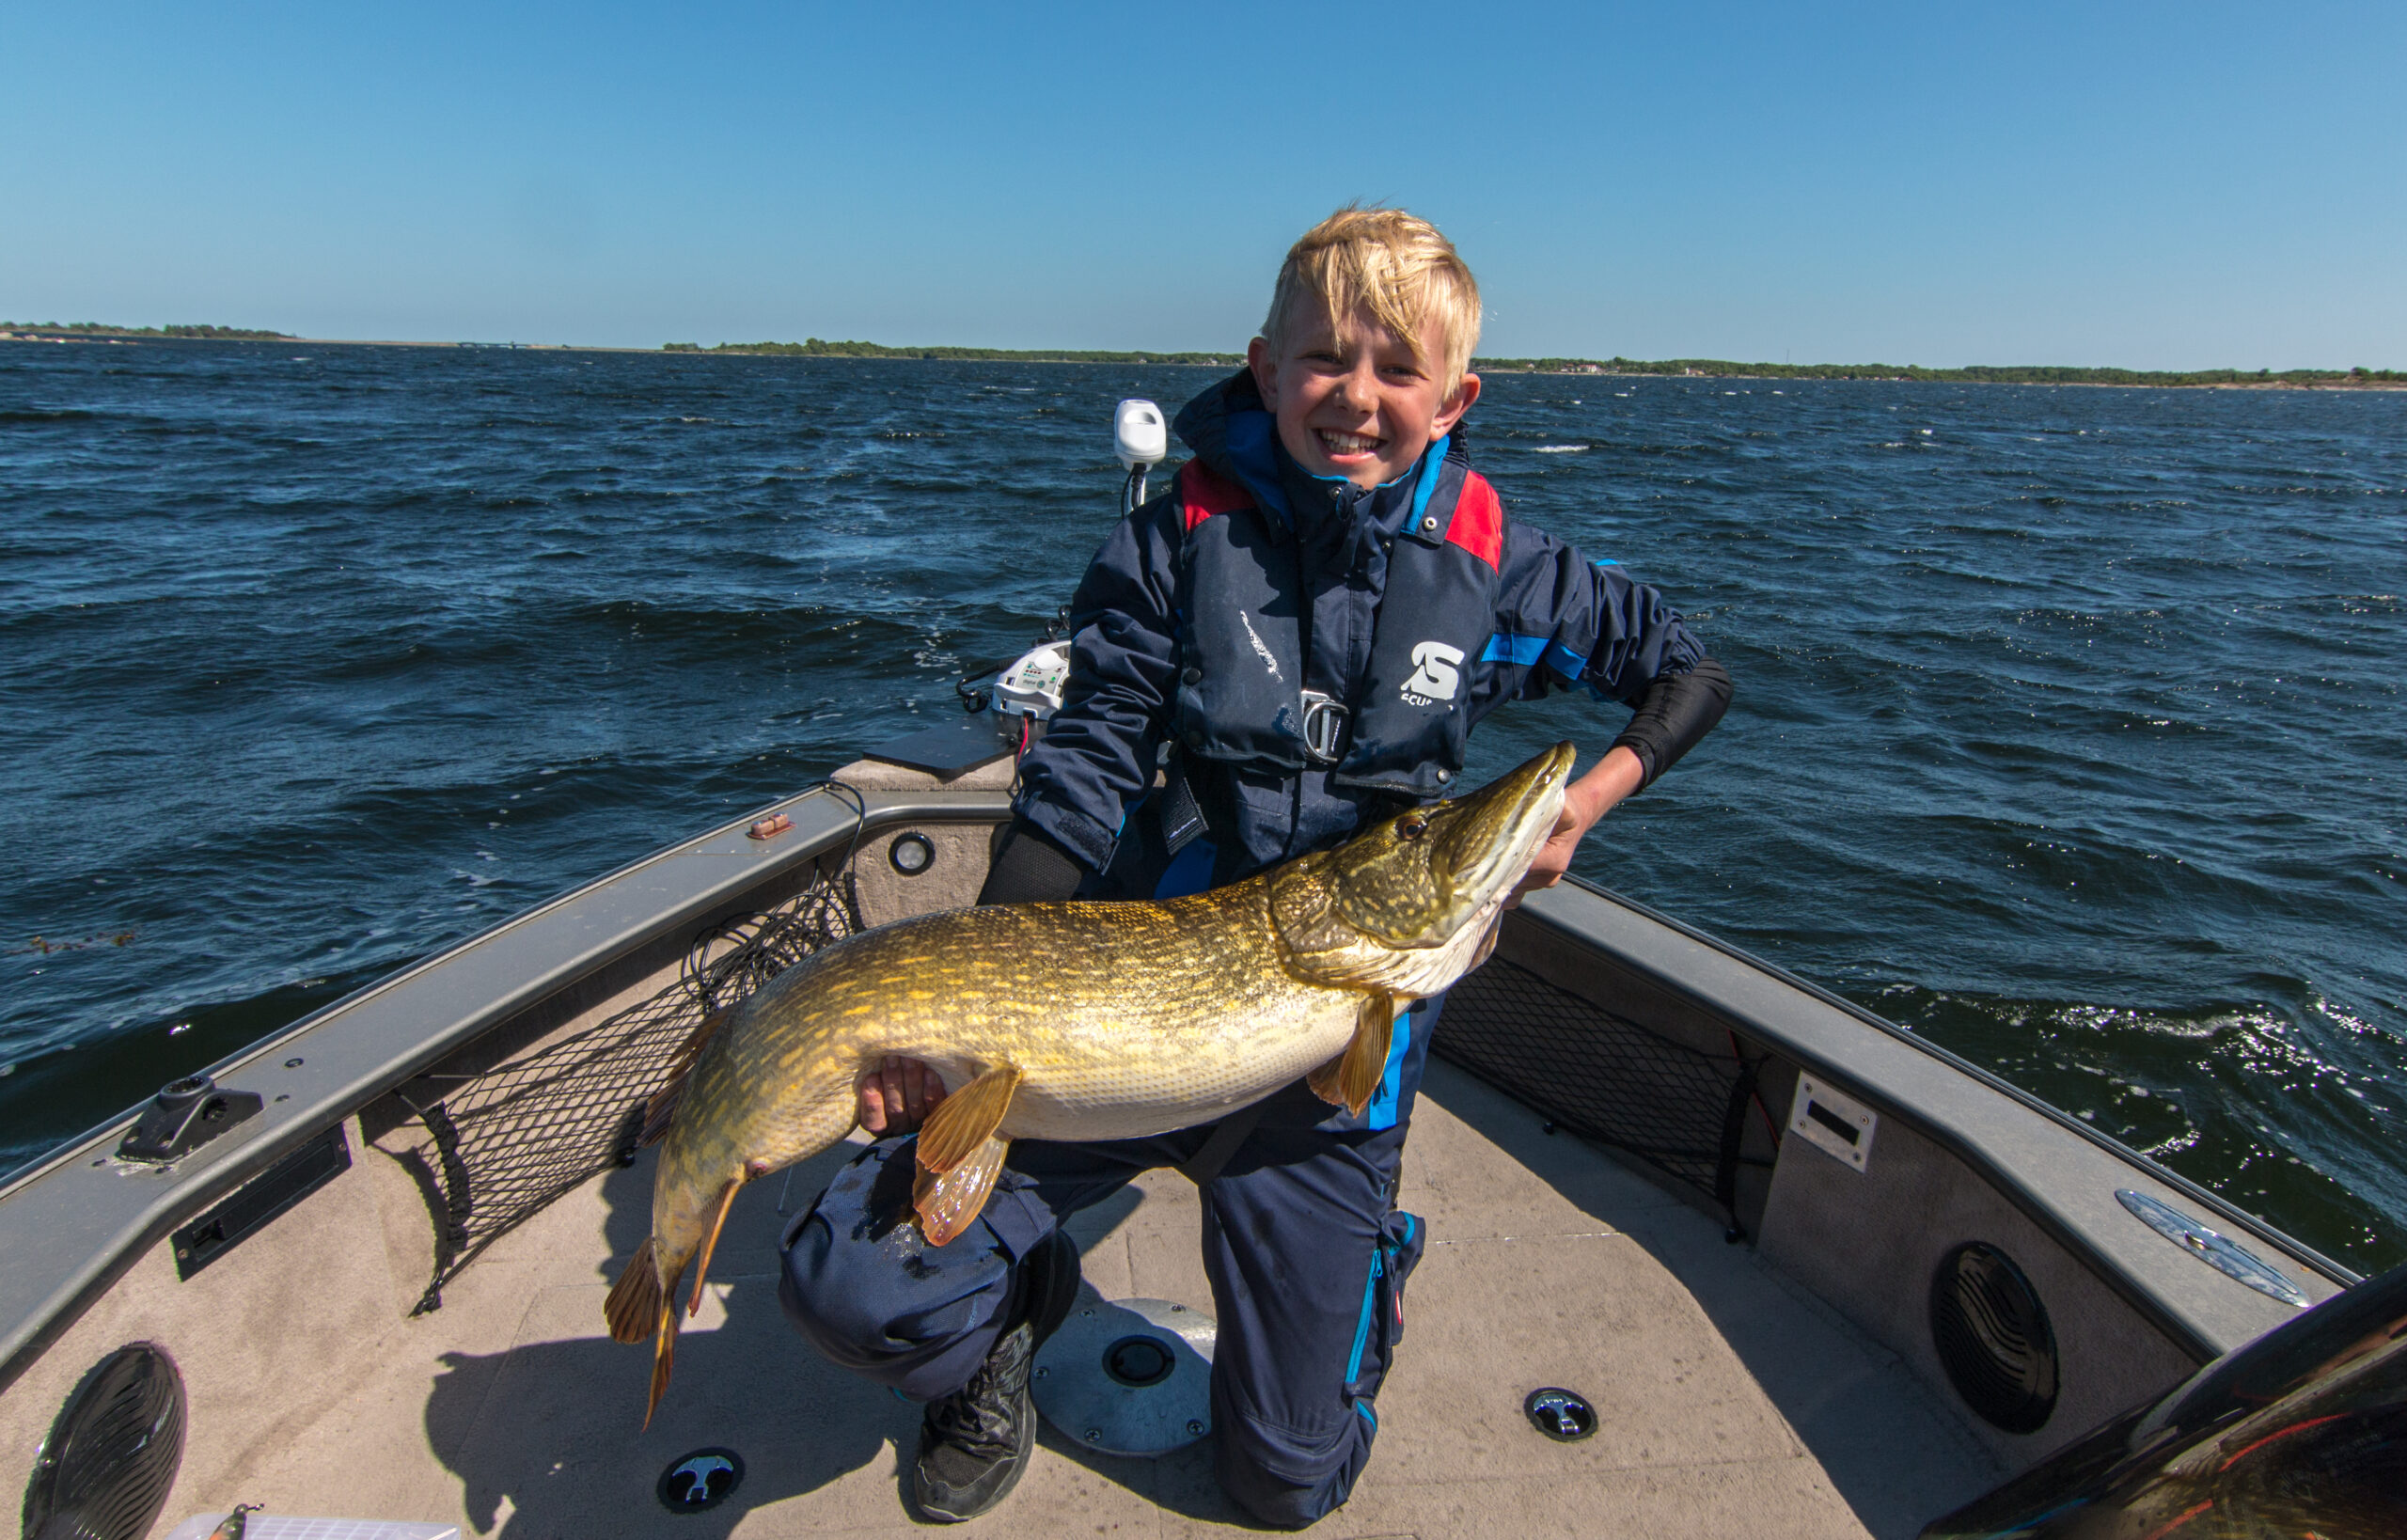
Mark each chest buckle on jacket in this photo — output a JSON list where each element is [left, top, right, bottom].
[[1299, 690, 1350, 766]]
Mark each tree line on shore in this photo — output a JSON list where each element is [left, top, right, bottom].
[[2, 321, 292, 340], [664, 338, 1246, 365], [667, 338, 2399, 387], [1471, 356, 2404, 386], [8, 322, 2393, 385]]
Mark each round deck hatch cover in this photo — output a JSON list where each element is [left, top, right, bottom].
[[23, 1342, 187, 1540], [656, 1447, 744, 1513], [1930, 1242, 2058, 1434], [1033, 1295, 1215, 1457], [1523, 1388, 1597, 1441]]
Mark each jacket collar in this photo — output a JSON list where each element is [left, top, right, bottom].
[[1172, 368, 1473, 545]]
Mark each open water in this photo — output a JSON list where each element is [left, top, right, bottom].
[[3, 343, 2400, 1272]]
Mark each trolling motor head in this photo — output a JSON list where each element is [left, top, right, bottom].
[[1114, 399, 1166, 511], [1114, 400, 1166, 470]]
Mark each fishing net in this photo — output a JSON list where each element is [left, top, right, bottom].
[[394, 876, 854, 1312], [1436, 955, 1770, 1229]]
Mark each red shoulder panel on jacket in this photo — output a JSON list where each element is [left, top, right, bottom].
[[1180, 460, 1253, 531], [1446, 472, 1503, 568]]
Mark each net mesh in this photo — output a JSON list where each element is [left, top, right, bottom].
[[1436, 955, 1753, 1207], [398, 877, 853, 1312]]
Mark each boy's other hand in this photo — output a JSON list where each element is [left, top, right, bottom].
[[1509, 746, 1645, 906], [858, 1056, 948, 1135]]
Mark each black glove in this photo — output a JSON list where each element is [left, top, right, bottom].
[[1609, 656, 1733, 790], [978, 822, 1087, 904]]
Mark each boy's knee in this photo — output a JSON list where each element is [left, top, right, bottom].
[[1211, 1400, 1377, 1529], [774, 1141, 1020, 1399]]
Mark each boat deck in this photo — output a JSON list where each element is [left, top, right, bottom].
[[160, 1059, 2003, 1539]]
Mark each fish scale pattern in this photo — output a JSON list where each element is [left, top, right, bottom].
[[398, 877, 853, 1312], [1435, 955, 1753, 1206]]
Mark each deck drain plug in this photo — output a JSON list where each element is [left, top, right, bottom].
[[657, 1446, 745, 1513], [1523, 1387, 1597, 1442]]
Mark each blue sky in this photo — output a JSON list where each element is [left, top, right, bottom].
[[3, 3, 2399, 368]]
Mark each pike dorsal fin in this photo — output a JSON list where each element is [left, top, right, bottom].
[[914, 1133, 1011, 1247], [912, 1063, 1022, 1247], [1309, 992, 1395, 1115], [638, 1006, 732, 1148]]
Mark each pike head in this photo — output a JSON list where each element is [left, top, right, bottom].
[[1270, 742, 1575, 998]]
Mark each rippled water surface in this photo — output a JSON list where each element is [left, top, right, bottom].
[[4, 344, 2401, 1270]]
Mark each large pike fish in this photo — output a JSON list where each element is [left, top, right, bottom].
[[606, 741, 1575, 1422]]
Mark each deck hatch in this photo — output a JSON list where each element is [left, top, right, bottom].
[[171, 1123, 352, 1281]]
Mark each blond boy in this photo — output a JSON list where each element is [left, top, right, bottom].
[[785, 208, 1731, 1526]]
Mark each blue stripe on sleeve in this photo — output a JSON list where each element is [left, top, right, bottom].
[[1542, 639, 1588, 680], [1480, 633, 1548, 666]]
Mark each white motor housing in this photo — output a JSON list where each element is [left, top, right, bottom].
[[1114, 400, 1167, 469], [993, 639, 1073, 720]]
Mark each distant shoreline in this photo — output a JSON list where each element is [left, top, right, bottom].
[[5, 324, 2400, 391]]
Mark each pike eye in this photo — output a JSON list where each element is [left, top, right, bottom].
[[1397, 817, 1428, 841]]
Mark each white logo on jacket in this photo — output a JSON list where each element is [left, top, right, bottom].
[[1238, 611, 1282, 679], [1401, 641, 1465, 706]]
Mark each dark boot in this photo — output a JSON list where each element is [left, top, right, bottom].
[[911, 1230, 1080, 1522]]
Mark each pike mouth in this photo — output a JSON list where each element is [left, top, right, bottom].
[[1437, 743, 1576, 909]]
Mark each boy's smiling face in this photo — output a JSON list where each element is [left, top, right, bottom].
[[1248, 301, 1481, 491]]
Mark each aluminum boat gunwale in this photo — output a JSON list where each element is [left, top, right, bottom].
[[1502, 886, 2356, 1361], [0, 781, 1004, 1393]]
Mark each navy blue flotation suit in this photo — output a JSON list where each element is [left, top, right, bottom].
[[1168, 437, 1504, 799]]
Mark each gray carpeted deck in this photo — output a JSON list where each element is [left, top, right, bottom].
[[143, 1058, 2000, 1539]]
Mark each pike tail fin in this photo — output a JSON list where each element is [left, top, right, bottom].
[[606, 1236, 689, 1426], [605, 1236, 661, 1344], [646, 1282, 684, 1430], [1309, 993, 1395, 1116]]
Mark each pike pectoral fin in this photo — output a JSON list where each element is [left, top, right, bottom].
[[1309, 993, 1395, 1116], [1471, 911, 1504, 972], [914, 1133, 1011, 1246], [911, 1063, 1022, 1246]]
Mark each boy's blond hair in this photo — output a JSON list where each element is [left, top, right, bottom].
[[1263, 206, 1483, 393]]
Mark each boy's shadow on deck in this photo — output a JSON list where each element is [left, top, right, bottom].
[[423, 1145, 906, 1538], [420, 1142, 1219, 1536]]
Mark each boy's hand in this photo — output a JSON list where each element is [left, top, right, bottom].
[[1509, 746, 1645, 905], [858, 1056, 948, 1135]]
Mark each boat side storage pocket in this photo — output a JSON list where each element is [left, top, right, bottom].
[[1344, 1209, 1425, 1407]]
